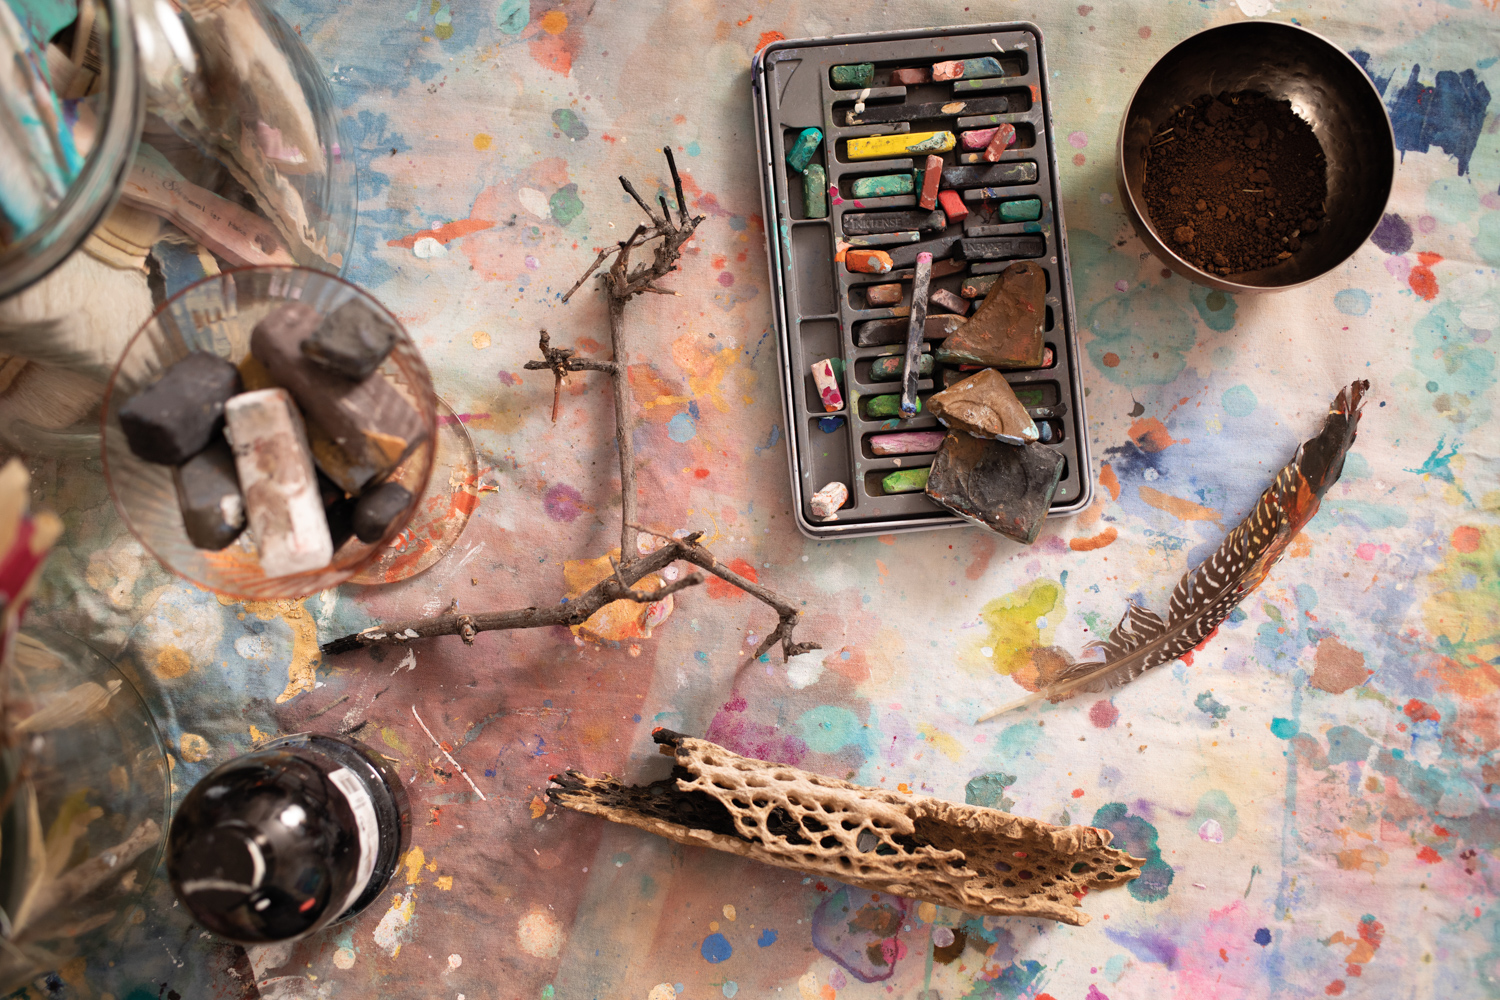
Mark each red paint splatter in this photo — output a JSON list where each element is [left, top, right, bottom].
[[1453, 525, 1482, 552], [1417, 845, 1442, 863], [1219, 948, 1228, 962], [814, 881, 829, 892], [1325, 981, 1345, 996], [693, 468, 710, 479], [1088, 700, 1120, 728], [721, 693, 747, 713], [1404, 699, 1440, 723], [1409, 251, 1442, 300], [1071, 788, 1085, 798], [1435, 825, 1451, 837], [754, 30, 784, 53], [705, 558, 759, 599]]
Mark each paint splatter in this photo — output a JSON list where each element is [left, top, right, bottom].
[[549, 184, 584, 226], [516, 911, 563, 958], [1221, 384, 1257, 417], [1189, 286, 1237, 331], [810, 886, 907, 983], [1310, 637, 1367, 694], [1369, 213, 1413, 255], [701, 933, 733, 963], [1194, 691, 1229, 720], [1089, 700, 1120, 728], [1091, 803, 1174, 901], [754, 30, 784, 53], [1105, 928, 1178, 968], [543, 484, 583, 522], [1270, 717, 1298, 739], [1386, 65, 1491, 175], [971, 580, 1060, 677], [965, 771, 1017, 810], [1254, 927, 1272, 946], [757, 929, 778, 947], [552, 108, 588, 140], [1334, 289, 1371, 316], [1409, 251, 1442, 300], [667, 411, 697, 442]]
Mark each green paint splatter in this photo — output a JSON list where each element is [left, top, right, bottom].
[[1427, 175, 1480, 226], [1192, 789, 1239, 840], [1189, 285, 1238, 331], [1404, 301, 1497, 429], [495, 0, 528, 32], [1091, 803, 1174, 902], [1405, 436, 1471, 502], [797, 705, 865, 753], [965, 771, 1017, 811], [1270, 717, 1298, 738], [552, 108, 589, 141], [997, 722, 1042, 759], [550, 184, 584, 226], [1085, 292, 1196, 386], [1194, 691, 1229, 720]]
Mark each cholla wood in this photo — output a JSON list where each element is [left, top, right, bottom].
[[548, 730, 1143, 924]]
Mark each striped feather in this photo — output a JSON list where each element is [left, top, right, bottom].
[[979, 381, 1368, 720]]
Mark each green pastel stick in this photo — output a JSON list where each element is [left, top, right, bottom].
[[882, 467, 931, 493]]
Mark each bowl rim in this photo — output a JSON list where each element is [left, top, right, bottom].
[[1114, 19, 1396, 293], [99, 264, 438, 599]]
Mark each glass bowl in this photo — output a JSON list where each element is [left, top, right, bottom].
[[100, 267, 438, 599]]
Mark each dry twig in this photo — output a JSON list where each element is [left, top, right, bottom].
[[321, 147, 818, 667]]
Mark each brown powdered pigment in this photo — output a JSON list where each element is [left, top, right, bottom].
[[1142, 90, 1327, 276]]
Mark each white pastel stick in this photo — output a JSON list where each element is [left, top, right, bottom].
[[224, 388, 332, 577]]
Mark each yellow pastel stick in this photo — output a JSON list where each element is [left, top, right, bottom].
[[845, 131, 957, 160]]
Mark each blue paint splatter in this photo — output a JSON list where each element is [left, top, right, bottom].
[[721, 982, 738, 998], [1386, 65, 1491, 175], [667, 412, 698, 442], [1194, 691, 1229, 720], [757, 928, 778, 947], [1349, 50, 1392, 96], [495, 0, 528, 32], [1090, 803, 1174, 902], [1334, 289, 1371, 316], [687, 140, 702, 156], [1370, 213, 1413, 255], [1254, 927, 1272, 946], [1326, 725, 1375, 765], [1221, 384, 1257, 417], [1270, 717, 1299, 739], [1406, 436, 1471, 501], [753, 423, 782, 455], [701, 933, 733, 963], [1105, 928, 1179, 969]]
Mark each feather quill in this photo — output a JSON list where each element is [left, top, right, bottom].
[[978, 380, 1369, 721]]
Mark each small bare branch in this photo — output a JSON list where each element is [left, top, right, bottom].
[[321, 146, 813, 664]]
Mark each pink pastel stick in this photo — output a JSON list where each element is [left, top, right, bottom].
[[962, 127, 999, 151], [869, 430, 946, 456]]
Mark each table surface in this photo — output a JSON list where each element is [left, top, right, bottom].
[[23, 0, 1500, 997]]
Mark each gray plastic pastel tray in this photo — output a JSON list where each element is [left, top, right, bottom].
[[752, 22, 1092, 538]]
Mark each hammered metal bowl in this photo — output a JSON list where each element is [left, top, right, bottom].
[[1117, 21, 1394, 292]]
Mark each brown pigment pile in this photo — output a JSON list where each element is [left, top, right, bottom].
[[1142, 90, 1327, 276]]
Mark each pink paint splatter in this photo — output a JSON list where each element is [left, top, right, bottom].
[[1086, 986, 1111, 1000], [497, 370, 522, 386], [828, 182, 844, 205], [1089, 700, 1120, 728], [1385, 255, 1411, 282], [1482, 192, 1500, 210], [1417, 215, 1437, 233], [543, 483, 583, 522], [1355, 542, 1389, 560], [718, 271, 735, 286], [1115, 279, 1129, 292], [1068, 131, 1089, 148], [524, 255, 540, 270]]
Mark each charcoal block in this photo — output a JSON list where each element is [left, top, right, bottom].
[[856, 314, 966, 348], [301, 300, 398, 381], [353, 482, 414, 543], [925, 433, 1064, 544], [252, 302, 429, 494], [842, 209, 946, 237], [119, 352, 242, 465], [173, 439, 244, 550], [318, 472, 357, 549]]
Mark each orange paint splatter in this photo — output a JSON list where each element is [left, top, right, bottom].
[[1138, 485, 1220, 521], [387, 217, 495, 249], [737, 14, 753, 25], [1099, 463, 1120, 501], [1453, 525, 1482, 552], [1070, 527, 1118, 551], [1102, 351, 1120, 367], [529, 794, 546, 819], [705, 558, 758, 600], [1128, 417, 1180, 452], [1417, 845, 1442, 863], [1409, 251, 1443, 301], [755, 30, 784, 53], [1404, 698, 1440, 723], [538, 10, 568, 33], [1071, 788, 1084, 798], [693, 468, 710, 479]]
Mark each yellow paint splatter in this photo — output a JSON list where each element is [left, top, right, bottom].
[[402, 846, 426, 885], [472, 330, 491, 349], [249, 724, 271, 744], [529, 794, 547, 819], [670, 334, 740, 414], [1138, 485, 1221, 522], [918, 724, 965, 762], [180, 733, 211, 762], [153, 645, 192, 679], [538, 10, 568, 33], [436, 875, 454, 890], [474, 133, 492, 150], [381, 727, 411, 755], [798, 971, 821, 1000], [917, 901, 937, 922], [722, 903, 736, 921], [229, 597, 321, 703], [562, 549, 671, 642], [972, 580, 1061, 676]]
